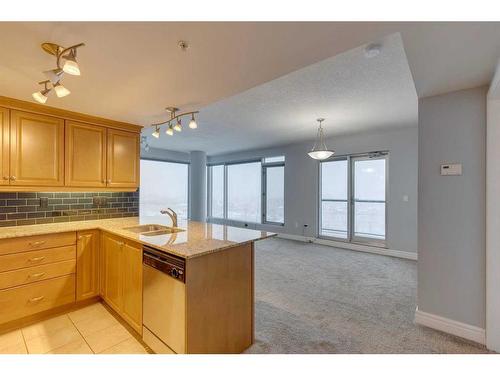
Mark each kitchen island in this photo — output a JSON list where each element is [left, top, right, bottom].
[[0, 217, 274, 354]]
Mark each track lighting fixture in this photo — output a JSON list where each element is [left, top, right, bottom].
[[174, 119, 182, 132], [189, 113, 198, 129], [53, 82, 71, 98], [62, 48, 81, 76], [43, 68, 63, 84], [31, 42, 85, 104], [32, 80, 51, 104], [150, 107, 199, 139], [152, 126, 160, 139]]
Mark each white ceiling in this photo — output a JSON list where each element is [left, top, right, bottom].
[[0, 22, 499, 154], [147, 33, 416, 154]]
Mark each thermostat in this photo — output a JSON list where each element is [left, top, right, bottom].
[[440, 163, 462, 176]]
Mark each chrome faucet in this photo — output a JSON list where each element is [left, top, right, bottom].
[[160, 208, 177, 228]]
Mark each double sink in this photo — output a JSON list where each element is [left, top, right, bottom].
[[123, 224, 184, 236]]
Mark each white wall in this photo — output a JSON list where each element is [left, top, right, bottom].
[[418, 86, 487, 329], [208, 126, 418, 253]]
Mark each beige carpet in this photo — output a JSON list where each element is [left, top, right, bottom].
[[246, 238, 489, 354]]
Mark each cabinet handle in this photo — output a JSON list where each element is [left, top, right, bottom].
[[28, 296, 45, 303], [78, 236, 83, 240], [10, 176, 16, 181], [29, 241, 46, 248], [29, 272, 46, 279], [2, 176, 8, 180], [28, 256, 45, 262]]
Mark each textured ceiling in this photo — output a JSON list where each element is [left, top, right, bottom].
[[146, 33, 417, 154], [0, 22, 499, 154]]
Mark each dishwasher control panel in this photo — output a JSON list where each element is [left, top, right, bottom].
[[143, 246, 186, 283]]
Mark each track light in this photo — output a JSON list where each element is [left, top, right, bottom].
[[174, 119, 182, 132], [43, 68, 63, 84], [53, 82, 71, 98], [31, 42, 84, 103], [150, 107, 199, 138], [32, 81, 51, 104], [152, 127, 160, 138], [62, 48, 81, 76], [189, 113, 198, 129]]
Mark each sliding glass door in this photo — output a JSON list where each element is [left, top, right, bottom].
[[320, 153, 387, 246]]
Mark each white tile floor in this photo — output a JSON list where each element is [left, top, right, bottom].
[[0, 302, 149, 354]]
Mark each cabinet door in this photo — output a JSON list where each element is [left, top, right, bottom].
[[76, 230, 100, 301], [122, 242, 143, 334], [0, 107, 9, 185], [106, 129, 139, 188], [66, 121, 107, 187], [10, 110, 64, 186], [102, 234, 123, 313]]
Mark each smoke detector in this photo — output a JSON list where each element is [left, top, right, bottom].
[[364, 43, 381, 58], [178, 40, 189, 51]]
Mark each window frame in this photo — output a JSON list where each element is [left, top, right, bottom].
[[207, 156, 285, 226], [318, 151, 388, 248], [140, 157, 190, 219]]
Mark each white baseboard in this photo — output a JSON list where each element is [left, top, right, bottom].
[[414, 307, 486, 345], [276, 233, 417, 260]]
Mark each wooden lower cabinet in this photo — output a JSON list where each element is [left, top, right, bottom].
[[0, 275, 75, 325], [101, 232, 142, 334], [76, 230, 100, 301]]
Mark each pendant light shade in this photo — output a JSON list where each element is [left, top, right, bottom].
[[308, 118, 334, 160], [53, 82, 71, 98], [152, 126, 160, 138]]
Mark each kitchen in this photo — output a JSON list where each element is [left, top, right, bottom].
[[0, 90, 273, 353]]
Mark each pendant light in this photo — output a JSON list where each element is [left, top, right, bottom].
[[189, 113, 198, 129], [152, 126, 160, 139], [53, 82, 71, 98], [308, 118, 334, 160]]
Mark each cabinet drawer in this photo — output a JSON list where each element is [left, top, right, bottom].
[[0, 260, 76, 290], [0, 274, 75, 325], [0, 232, 76, 256], [0, 245, 76, 273]]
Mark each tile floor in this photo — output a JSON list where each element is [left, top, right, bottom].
[[0, 302, 149, 354]]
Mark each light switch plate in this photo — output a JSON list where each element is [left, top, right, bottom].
[[440, 163, 462, 176]]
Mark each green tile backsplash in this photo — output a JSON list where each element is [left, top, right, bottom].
[[0, 191, 139, 227]]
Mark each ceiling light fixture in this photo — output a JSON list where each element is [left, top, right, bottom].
[[53, 82, 71, 98], [31, 42, 85, 104], [43, 68, 63, 84], [32, 80, 51, 104], [364, 43, 381, 58], [150, 107, 199, 139], [152, 126, 160, 139], [308, 118, 334, 160], [189, 113, 198, 129]]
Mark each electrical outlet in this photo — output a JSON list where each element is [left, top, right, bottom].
[[39, 197, 48, 208]]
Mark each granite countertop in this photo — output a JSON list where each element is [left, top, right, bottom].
[[0, 216, 275, 259]]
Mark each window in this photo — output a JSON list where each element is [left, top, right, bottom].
[[207, 156, 285, 225], [209, 165, 224, 218], [227, 162, 261, 222], [320, 152, 387, 245], [263, 164, 284, 224], [140, 159, 189, 219]]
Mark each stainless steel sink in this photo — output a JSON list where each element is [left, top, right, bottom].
[[141, 228, 184, 236], [123, 224, 184, 236], [123, 224, 170, 233]]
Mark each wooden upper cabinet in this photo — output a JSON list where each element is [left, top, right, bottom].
[[9, 110, 64, 186], [65, 121, 107, 187], [0, 107, 9, 185], [107, 129, 140, 188]]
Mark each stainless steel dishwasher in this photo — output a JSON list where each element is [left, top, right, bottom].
[[142, 246, 186, 354]]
